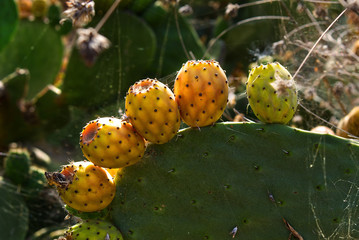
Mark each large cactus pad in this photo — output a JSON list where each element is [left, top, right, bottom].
[[112, 122, 359, 239]]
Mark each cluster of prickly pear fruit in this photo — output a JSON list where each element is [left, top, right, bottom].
[[174, 59, 229, 127], [246, 62, 298, 124], [44, 59, 230, 236]]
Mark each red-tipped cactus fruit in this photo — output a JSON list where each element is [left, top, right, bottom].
[[45, 161, 115, 212], [80, 117, 146, 168]]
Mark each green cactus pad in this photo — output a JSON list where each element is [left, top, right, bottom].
[[0, 178, 29, 240], [147, 8, 206, 77], [34, 84, 70, 132], [4, 148, 31, 185], [63, 11, 156, 107], [65, 219, 123, 240], [0, 0, 18, 51], [0, 20, 63, 99], [112, 122, 359, 239]]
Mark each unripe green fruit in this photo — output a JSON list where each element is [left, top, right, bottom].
[[246, 62, 298, 124], [64, 219, 123, 240]]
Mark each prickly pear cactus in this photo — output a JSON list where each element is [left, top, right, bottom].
[[112, 122, 359, 239], [246, 62, 298, 124], [4, 148, 31, 185], [64, 219, 123, 240]]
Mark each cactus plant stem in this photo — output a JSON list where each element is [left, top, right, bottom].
[[95, 0, 123, 32]]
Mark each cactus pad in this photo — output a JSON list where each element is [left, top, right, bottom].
[[112, 122, 359, 239], [246, 62, 297, 124], [4, 148, 31, 185]]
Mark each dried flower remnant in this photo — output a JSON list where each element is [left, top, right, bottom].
[[339, 0, 359, 12], [225, 3, 240, 18], [76, 28, 110, 66], [179, 4, 193, 16], [61, 0, 95, 27]]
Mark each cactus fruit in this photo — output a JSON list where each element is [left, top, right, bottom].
[[336, 106, 359, 138], [246, 62, 298, 124], [45, 161, 115, 212], [112, 122, 359, 239], [4, 148, 31, 185], [32, 0, 48, 18], [63, 219, 123, 240], [310, 125, 335, 135], [80, 117, 146, 168], [125, 78, 181, 144], [174, 60, 229, 127]]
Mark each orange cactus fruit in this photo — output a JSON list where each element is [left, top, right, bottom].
[[80, 117, 146, 168], [310, 126, 335, 135], [336, 106, 359, 138], [45, 161, 115, 212], [125, 78, 181, 144], [174, 60, 229, 127]]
